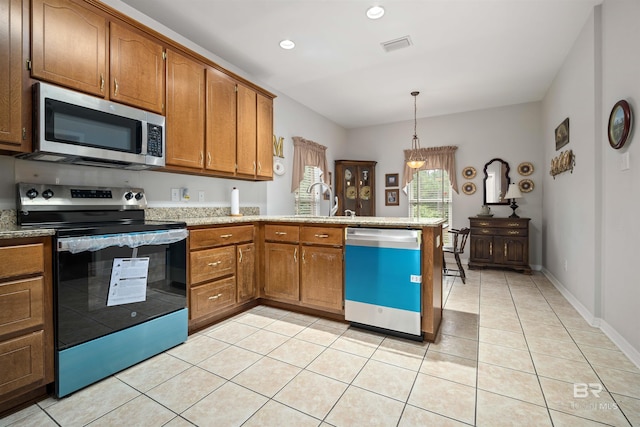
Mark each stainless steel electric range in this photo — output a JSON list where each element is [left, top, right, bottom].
[[17, 183, 189, 398]]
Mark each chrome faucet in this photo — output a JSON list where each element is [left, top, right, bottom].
[[307, 181, 338, 216]]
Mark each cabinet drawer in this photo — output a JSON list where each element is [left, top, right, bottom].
[[190, 246, 236, 285], [190, 225, 254, 249], [265, 224, 299, 243], [0, 331, 45, 396], [301, 226, 343, 246], [472, 227, 527, 237], [190, 277, 236, 319], [0, 244, 44, 279], [470, 219, 527, 229], [0, 277, 44, 337]]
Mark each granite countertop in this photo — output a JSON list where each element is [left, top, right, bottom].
[[0, 207, 445, 240]]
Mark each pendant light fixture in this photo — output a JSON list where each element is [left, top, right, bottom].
[[406, 91, 425, 169]]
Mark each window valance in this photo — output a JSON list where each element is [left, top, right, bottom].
[[402, 146, 459, 194], [291, 136, 329, 192]]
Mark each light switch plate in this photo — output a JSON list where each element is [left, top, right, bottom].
[[171, 188, 180, 202], [621, 152, 630, 171]]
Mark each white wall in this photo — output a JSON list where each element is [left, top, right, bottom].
[[542, 0, 640, 364], [345, 102, 544, 268]]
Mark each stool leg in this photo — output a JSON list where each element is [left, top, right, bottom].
[[455, 253, 466, 284]]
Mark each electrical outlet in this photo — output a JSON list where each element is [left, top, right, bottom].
[[181, 188, 190, 201], [198, 191, 205, 202], [171, 188, 180, 202]]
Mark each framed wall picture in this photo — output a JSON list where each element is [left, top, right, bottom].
[[385, 173, 399, 187], [608, 100, 633, 149], [555, 118, 570, 150], [385, 189, 399, 206]]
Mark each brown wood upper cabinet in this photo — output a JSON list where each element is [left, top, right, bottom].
[[166, 49, 205, 169], [0, 0, 30, 151], [205, 67, 236, 174], [31, 0, 165, 113]]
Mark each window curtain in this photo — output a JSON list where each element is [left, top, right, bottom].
[[402, 146, 459, 194], [291, 136, 329, 192]]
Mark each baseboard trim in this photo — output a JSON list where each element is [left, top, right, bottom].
[[541, 267, 640, 370]]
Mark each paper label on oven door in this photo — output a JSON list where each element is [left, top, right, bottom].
[[107, 257, 150, 306]]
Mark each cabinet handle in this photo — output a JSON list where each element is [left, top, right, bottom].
[[508, 223, 520, 227], [294, 248, 297, 263], [479, 222, 490, 226], [207, 152, 212, 166], [481, 229, 490, 234], [253, 161, 256, 172], [314, 234, 329, 238], [114, 78, 119, 95], [504, 243, 508, 258], [275, 231, 287, 236], [200, 152, 204, 165], [257, 161, 262, 173], [238, 248, 243, 263], [207, 261, 222, 267], [302, 250, 306, 263], [489, 242, 493, 256], [100, 74, 104, 92], [220, 234, 233, 238], [208, 293, 223, 300], [507, 230, 520, 235]]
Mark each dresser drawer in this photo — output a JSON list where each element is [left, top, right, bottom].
[[190, 225, 254, 249], [0, 244, 44, 279], [470, 218, 527, 229], [0, 277, 44, 337], [190, 277, 236, 319], [0, 331, 45, 396], [300, 226, 343, 246], [190, 246, 236, 285], [471, 226, 527, 237], [265, 224, 299, 243]]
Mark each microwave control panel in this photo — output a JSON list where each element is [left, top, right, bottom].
[[147, 124, 163, 157]]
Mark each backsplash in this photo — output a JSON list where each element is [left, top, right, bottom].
[[0, 210, 16, 228], [145, 207, 260, 220]]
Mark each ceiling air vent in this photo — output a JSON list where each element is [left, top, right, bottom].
[[381, 36, 412, 53]]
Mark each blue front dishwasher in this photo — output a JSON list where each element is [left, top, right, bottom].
[[345, 227, 422, 338]]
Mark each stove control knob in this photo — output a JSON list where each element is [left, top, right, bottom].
[[26, 188, 39, 199], [135, 192, 144, 200], [124, 191, 134, 200], [42, 189, 54, 199]]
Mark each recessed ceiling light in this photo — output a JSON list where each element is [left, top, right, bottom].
[[366, 5, 385, 20], [279, 39, 295, 50]]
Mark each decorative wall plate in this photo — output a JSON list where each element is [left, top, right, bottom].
[[462, 166, 476, 179], [518, 162, 534, 176], [519, 179, 534, 193], [462, 182, 476, 195], [273, 158, 285, 176], [608, 100, 633, 149]]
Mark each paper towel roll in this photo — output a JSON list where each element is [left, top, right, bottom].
[[230, 187, 240, 216]]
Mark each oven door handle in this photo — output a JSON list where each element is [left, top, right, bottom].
[[57, 229, 189, 254]]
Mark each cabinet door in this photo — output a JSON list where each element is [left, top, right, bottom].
[[0, 331, 44, 396], [110, 21, 164, 113], [469, 235, 493, 263], [264, 243, 299, 301], [0, 0, 24, 148], [237, 243, 256, 303], [340, 165, 358, 214], [300, 246, 343, 311], [165, 49, 205, 169], [256, 93, 273, 179], [205, 68, 236, 173], [499, 237, 528, 266], [31, 0, 107, 97], [357, 165, 375, 216], [236, 84, 257, 176]]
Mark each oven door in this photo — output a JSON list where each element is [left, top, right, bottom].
[[55, 229, 188, 350]]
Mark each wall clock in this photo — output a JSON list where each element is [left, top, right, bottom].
[[608, 100, 633, 150]]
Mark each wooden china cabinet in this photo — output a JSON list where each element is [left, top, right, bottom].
[[335, 160, 377, 217]]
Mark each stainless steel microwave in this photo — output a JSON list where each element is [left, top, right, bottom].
[[19, 82, 165, 170]]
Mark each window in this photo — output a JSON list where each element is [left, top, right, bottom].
[[408, 169, 453, 241], [295, 166, 322, 215]]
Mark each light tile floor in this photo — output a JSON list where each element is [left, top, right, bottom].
[[3, 269, 640, 426]]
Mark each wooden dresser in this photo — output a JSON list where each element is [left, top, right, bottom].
[[468, 217, 531, 274]]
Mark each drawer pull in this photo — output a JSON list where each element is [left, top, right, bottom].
[[238, 248, 243, 263], [207, 261, 222, 267], [314, 234, 329, 238], [479, 222, 490, 226], [504, 243, 508, 258], [208, 293, 223, 300], [294, 248, 297, 263], [275, 231, 287, 236], [219, 234, 233, 238], [481, 229, 490, 234], [507, 223, 520, 227], [507, 230, 520, 235], [489, 242, 493, 256]]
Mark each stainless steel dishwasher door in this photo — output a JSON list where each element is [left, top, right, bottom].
[[344, 228, 422, 336]]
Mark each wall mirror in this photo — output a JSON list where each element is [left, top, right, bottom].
[[483, 158, 511, 205]]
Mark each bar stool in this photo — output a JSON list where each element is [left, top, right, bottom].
[[443, 227, 470, 284]]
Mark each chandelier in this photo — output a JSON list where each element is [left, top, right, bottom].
[[406, 91, 425, 169]]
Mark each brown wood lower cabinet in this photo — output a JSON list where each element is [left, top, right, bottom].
[[300, 245, 343, 312], [0, 237, 53, 416], [468, 217, 531, 274], [264, 242, 299, 301], [236, 243, 256, 303]]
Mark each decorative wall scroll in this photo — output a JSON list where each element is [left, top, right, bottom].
[[550, 149, 575, 179]]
